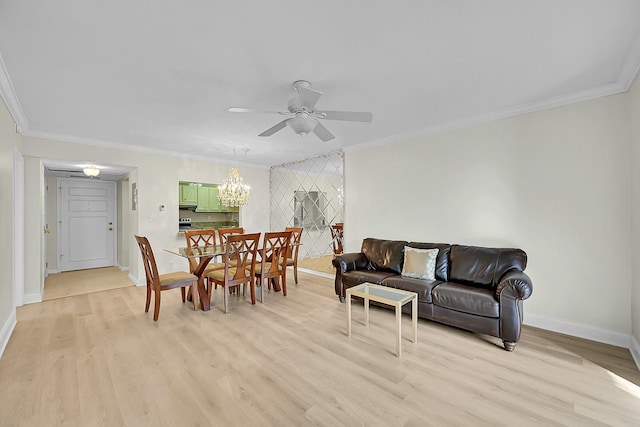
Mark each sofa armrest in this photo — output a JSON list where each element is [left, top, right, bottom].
[[495, 270, 533, 300], [333, 252, 369, 302], [332, 252, 369, 273]]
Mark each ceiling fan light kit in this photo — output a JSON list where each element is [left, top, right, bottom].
[[229, 80, 373, 142]]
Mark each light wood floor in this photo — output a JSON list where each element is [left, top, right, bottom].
[[43, 267, 133, 301], [298, 254, 336, 275], [2, 270, 640, 426]]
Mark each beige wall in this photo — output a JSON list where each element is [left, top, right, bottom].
[[346, 91, 633, 343], [20, 136, 270, 291], [0, 93, 22, 350]]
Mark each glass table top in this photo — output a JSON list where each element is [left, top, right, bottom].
[[165, 245, 228, 259], [347, 283, 416, 304]]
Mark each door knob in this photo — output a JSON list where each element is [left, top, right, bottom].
[[108, 227, 113, 231]]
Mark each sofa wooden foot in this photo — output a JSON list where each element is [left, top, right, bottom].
[[503, 341, 516, 351], [339, 296, 345, 303]]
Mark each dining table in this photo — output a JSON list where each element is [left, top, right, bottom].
[[165, 240, 301, 311], [165, 244, 229, 311]]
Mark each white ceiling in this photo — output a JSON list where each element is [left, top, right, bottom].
[[1, 1, 640, 168]]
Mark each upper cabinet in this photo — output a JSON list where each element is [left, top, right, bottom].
[[179, 183, 198, 205], [179, 181, 240, 213], [196, 185, 220, 212]]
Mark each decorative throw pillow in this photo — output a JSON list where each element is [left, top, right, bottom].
[[401, 247, 439, 280]]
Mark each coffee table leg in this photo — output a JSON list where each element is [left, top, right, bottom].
[[412, 296, 417, 343], [364, 296, 369, 327], [347, 291, 352, 337], [396, 302, 401, 357]]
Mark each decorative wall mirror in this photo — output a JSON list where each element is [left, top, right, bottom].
[[270, 152, 344, 274]]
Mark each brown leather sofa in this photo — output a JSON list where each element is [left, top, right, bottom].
[[332, 238, 533, 351]]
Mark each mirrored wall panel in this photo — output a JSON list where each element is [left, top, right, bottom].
[[270, 152, 344, 274]]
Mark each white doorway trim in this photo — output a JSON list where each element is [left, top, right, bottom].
[[13, 148, 24, 307]]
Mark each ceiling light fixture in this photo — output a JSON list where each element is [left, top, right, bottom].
[[286, 114, 318, 137], [218, 168, 250, 207], [83, 165, 100, 177]]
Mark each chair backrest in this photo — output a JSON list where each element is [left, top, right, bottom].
[[218, 227, 245, 245], [330, 225, 343, 255], [224, 232, 260, 285], [284, 227, 303, 260], [260, 231, 292, 275], [184, 229, 217, 273], [135, 235, 160, 289]]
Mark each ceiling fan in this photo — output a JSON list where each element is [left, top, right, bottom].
[[229, 80, 373, 142]]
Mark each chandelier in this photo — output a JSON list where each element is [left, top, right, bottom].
[[218, 168, 250, 207]]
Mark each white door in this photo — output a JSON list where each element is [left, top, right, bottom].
[[59, 179, 116, 271]]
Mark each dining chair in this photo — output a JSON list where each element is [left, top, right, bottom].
[[283, 227, 303, 284], [184, 229, 224, 295], [218, 227, 245, 244], [251, 231, 292, 302], [330, 224, 344, 256], [216, 227, 245, 293], [207, 233, 260, 313], [135, 235, 198, 321]]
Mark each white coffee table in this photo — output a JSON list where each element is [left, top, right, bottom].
[[346, 282, 418, 357]]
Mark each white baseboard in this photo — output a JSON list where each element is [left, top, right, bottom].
[[116, 264, 129, 272], [47, 269, 59, 275], [23, 293, 42, 305], [631, 335, 640, 371], [297, 267, 334, 280], [129, 273, 145, 286], [0, 309, 17, 359], [524, 313, 631, 348]]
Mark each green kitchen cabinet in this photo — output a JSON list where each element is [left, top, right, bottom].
[[196, 185, 220, 212], [179, 182, 198, 205]]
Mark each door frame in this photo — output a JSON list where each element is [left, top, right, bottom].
[[13, 148, 24, 307], [56, 178, 118, 272]]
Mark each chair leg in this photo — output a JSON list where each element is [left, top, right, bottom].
[[153, 291, 161, 321], [180, 287, 186, 303], [256, 279, 263, 303], [249, 280, 256, 305], [145, 284, 152, 313], [223, 285, 230, 314], [294, 265, 298, 284], [281, 273, 287, 297]]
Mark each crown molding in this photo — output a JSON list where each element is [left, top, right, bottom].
[[0, 53, 28, 133], [345, 81, 628, 154], [22, 129, 270, 170]]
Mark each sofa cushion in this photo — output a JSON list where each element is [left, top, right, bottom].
[[361, 238, 408, 274], [449, 245, 527, 289], [432, 282, 499, 318], [402, 247, 438, 280], [407, 242, 451, 281], [382, 276, 442, 303], [343, 270, 397, 287]]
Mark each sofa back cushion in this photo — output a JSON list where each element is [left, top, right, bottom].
[[361, 238, 408, 274], [407, 242, 451, 281], [449, 245, 527, 289]]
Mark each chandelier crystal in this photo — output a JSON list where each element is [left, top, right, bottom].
[[218, 168, 250, 207]]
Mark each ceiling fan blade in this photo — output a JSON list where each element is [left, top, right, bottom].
[[259, 119, 289, 137], [313, 122, 335, 142], [298, 87, 322, 110], [318, 110, 373, 122], [229, 107, 289, 115]]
